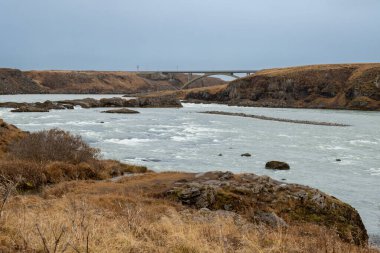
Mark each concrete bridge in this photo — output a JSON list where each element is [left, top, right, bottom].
[[131, 70, 258, 89]]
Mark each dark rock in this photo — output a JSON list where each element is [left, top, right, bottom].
[[241, 153, 251, 157], [102, 108, 140, 114], [162, 171, 368, 245], [336, 159, 342, 162], [4, 96, 182, 110], [218, 153, 223, 156], [265, 161, 290, 170], [57, 98, 100, 108], [11, 106, 49, 112], [137, 95, 183, 108], [99, 97, 126, 107]]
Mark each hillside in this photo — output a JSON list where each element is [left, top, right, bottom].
[[0, 69, 225, 94], [185, 63, 380, 110]]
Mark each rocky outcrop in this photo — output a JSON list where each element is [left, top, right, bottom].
[[162, 171, 368, 245], [185, 64, 380, 111], [0, 96, 182, 112], [0, 69, 225, 94], [133, 95, 183, 108]]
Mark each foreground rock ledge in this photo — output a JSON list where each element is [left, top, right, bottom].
[[160, 171, 368, 245]]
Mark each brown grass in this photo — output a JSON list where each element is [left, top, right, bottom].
[[0, 175, 378, 253], [0, 124, 378, 252], [253, 63, 380, 77]]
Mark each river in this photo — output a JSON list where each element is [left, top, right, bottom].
[[0, 94, 379, 243]]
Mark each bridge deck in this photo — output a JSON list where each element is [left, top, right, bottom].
[[128, 70, 258, 74]]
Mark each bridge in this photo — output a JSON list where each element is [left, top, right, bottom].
[[129, 70, 258, 89]]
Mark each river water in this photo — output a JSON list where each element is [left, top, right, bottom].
[[0, 94, 379, 242]]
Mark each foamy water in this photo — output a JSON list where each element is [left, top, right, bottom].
[[0, 94, 379, 243]]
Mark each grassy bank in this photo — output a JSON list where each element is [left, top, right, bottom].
[[0, 120, 378, 252]]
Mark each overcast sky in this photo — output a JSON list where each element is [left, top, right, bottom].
[[1, 0, 379, 71]]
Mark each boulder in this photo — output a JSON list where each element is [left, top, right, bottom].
[[162, 171, 367, 245], [265, 161, 290, 170]]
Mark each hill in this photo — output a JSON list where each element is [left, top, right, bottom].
[[0, 69, 225, 94], [185, 63, 380, 110]]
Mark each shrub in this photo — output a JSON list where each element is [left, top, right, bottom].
[[44, 161, 99, 183], [0, 160, 46, 190], [8, 129, 100, 164]]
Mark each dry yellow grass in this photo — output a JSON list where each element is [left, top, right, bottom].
[[0, 175, 379, 253], [253, 63, 380, 77]]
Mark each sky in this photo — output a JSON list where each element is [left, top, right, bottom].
[[0, 0, 380, 71]]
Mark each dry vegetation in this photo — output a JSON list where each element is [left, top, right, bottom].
[[253, 63, 380, 77], [0, 124, 379, 252], [0, 129, 147, 191], [0, 176, 379, 252]]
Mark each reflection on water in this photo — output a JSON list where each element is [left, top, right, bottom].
[[0, 94, 379, 241]]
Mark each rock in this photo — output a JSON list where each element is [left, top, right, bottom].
[[11, 106, 49, 112], [137, 95, 183, 108], [253, 211, 288, 228], [1, 100, 74, 112], [1, 96, 182, 111], [99, 97, 126, 107], [57, 98, 100, 108], [336, 159, 341, 162], [162, 171, 368, 245], [265, 161, 290, 170], [241, 153, 251, 157], [101, 108, 140, 114], [218, 153, 223, 156]]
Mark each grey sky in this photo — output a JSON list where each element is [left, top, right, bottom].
[[1, 0, 379, 70]]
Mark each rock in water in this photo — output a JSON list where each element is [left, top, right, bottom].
[[241, 153, 252, 157], [102, 108, 140, 114], [11, 106, 49, 112], [265, 161, 290, 170]]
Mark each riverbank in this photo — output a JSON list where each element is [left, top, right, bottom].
[[1, 95, 380, 243], [0, 68, 225, 94], [0, 119, 378, 252], [182, 63, 380, 111]]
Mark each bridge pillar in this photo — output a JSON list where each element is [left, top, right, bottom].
[[187, 73, 193, 82]]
